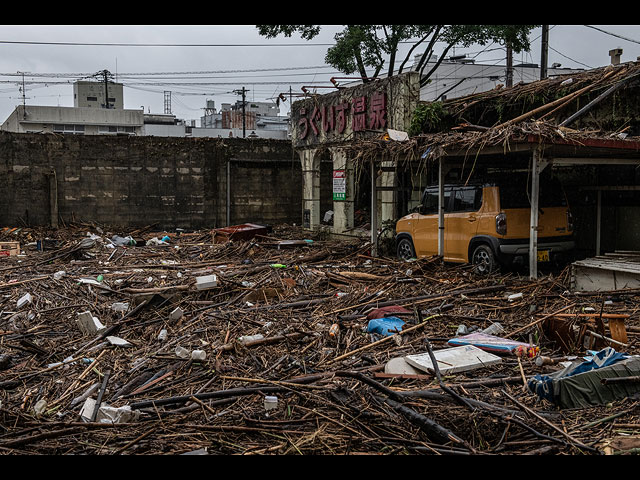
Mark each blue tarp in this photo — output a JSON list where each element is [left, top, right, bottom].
[[528, 347, 630, 405], [366, 316, 405, 336]]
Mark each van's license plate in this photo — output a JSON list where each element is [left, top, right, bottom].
[[537, 250, 550, 262]]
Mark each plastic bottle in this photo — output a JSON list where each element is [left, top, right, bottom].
[[507, 292, 523, 302], [238, 334, 264, 345], [33, 399, 47, 416], [329, 323, 340, 337], [191, 350, 206, 361], [175, 346, 190, 359]]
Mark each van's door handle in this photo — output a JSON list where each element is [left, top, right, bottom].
[[467, 216, 477, 222]]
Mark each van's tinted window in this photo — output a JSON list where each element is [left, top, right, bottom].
[[499, 178, 567, 208], [452, 187, 481, 212], [422, 188, 452, 214]]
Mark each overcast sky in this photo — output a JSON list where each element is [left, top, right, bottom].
[[0, 25, 639, 124]]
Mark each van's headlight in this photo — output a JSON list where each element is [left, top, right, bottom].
[[495, 212, 507, 235]]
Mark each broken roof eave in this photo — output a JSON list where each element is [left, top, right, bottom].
[[438, 132, 640, 163]]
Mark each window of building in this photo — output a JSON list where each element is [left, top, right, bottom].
[[52, 124, 85, 134], [87, 96, 98, 102], [98, 125, 136, 135]]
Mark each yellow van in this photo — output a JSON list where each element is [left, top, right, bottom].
[[395, 179, 575, 273]]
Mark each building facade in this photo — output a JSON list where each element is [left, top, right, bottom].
[[73, 80, 124, 109], [0, 105, 144, 135]]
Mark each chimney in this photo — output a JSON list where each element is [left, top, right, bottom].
[[609, 48, 623, 65]]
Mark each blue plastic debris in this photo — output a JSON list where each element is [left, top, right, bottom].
[[527, 347, 640, 408], [366, 316, 405, 336]]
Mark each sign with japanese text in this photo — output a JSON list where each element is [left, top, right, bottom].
[[297, 91, 387, 143], [333, 170, 346, 201]]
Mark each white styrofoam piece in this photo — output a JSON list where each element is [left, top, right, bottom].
[[76, 311, 106, 335], [384, 356, 423, 375], [169, 306, 184, 321], [79, 397, 101, 422], [106, 336, 132, 347], [405, 345, 502, 375], [111, 302, 129, 312], [17, 293, 32, 309], [195, 274, 218, 290]]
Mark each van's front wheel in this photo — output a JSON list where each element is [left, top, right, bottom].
[[472, 244, 498, 274], [396, 238, 416, 261]]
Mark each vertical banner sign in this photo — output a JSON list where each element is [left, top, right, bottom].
[[333, 170, 346, 201]]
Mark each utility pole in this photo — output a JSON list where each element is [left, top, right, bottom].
[[97, 69, 113, 109], [17, 71, 30, 119], [540, 25, 549, 80], [19, 71, 26, 107], [506, 43, 513, 88], [233, 87, 248, 138], [164, 91, 172, 115]]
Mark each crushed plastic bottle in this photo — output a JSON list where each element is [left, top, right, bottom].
[[175, 346, 190, 359], [238, 334, 264, 345], [53, 271, 66, 280], [480, 322, 504, 336], [191, 350, 207, 361], [33, 399, 47, 416]]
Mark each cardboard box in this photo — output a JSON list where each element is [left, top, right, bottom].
[[0, 241, 20, 257]]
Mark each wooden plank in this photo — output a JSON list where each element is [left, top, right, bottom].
[[609, 318, 628, 345]]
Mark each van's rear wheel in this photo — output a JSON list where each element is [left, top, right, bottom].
[[397, 238, 416, 261], [472, 244, 497, 274]]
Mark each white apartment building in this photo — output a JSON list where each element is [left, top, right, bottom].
[[74, 80, 124, 109], [415, 54, 583, 101], [1, 104, 144, 135]]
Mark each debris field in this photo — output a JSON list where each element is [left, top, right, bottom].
[[1, 223, 640, 455]]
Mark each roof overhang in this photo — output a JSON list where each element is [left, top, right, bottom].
[[442, 132, 640, 164]]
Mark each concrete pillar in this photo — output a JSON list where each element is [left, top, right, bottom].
[[47, 167, 58, 229], [370, 159, 378, 256], [529, 148, 549, 279], [330, 147, 354, 234], [438, 158, 445, 256], [299, 148, 321, 230], [379, 159, 396, 227]]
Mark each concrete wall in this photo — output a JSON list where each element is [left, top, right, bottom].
[[0, 131, 298, 230]]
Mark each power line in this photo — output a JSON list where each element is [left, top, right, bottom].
[[548, 46, 593, 69], [583, 25, 640, 46], [0, 39, 336, 47]]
